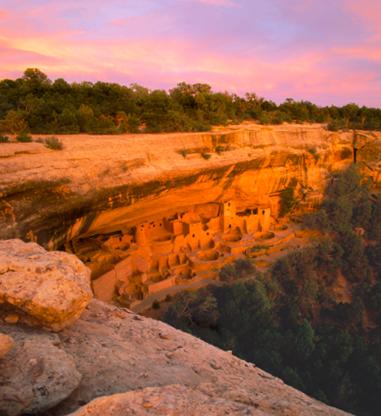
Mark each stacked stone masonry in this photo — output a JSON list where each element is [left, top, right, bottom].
[[90, 201, 271, 304]]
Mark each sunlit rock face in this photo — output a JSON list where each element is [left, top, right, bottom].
[[0, 239, 92, 331], [0, 124, 380, 307]]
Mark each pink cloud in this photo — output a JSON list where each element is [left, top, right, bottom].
[[193, 0, 237, 6], [346, 0, 381, 37], [0, 0, 380, 106]]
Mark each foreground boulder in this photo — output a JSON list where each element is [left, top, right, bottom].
[[0, 239, 92, 331], [0, 329, 81, 415]]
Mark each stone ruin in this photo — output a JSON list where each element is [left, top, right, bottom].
[[88, 201, 271, 306]]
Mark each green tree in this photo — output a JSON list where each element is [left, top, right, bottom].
[[77, 104, 95, 132], [58, 107, 79, 133], [0, 109, 28, 133]]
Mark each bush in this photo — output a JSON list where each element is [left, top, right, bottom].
[[44, 136, 64, 150], [201, 152, 211, 160], [0, 135, 9, 143], [178, 148, 188, 158], [279, 186, 296, 217], [219, 259, 256, 282], [234, 258, 255, 275], [327, 119, 346, 131], [219, 264, 236, 282], [215, 145, 227, 154], [152, 300, 161, 309], [307, 147, 320, 162], [340, 147, 353, 160], [16, 132, 32, 142]]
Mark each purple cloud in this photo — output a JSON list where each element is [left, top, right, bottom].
[[0, 0, 380, 106]]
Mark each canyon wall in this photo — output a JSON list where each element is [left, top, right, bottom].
[[1, 123, 380, 306]]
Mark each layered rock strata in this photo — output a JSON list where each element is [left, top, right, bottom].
[[0, 124, 380, 307]]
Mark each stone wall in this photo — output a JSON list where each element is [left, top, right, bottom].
[[91, 200, 272, 304]]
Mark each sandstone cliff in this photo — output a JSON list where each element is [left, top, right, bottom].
[[1, 123, 380, 310], [1, 123, 380, 312], [4, 123, 380, 249], [0, 240, 349, 416]]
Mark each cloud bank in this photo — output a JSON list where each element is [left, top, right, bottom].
[[0, 0, 380, 106]]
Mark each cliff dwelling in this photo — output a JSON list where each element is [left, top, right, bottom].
[[73, 201, 272, 306]]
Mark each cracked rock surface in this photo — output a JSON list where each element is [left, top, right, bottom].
[[2, 300, 349, 416], [0, 239, 92, 331]]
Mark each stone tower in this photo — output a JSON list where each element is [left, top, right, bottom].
[[221, 201, 236, 233]]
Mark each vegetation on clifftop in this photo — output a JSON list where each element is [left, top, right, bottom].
[[163, 166, 381, 416], [0, 68, 380, 135]]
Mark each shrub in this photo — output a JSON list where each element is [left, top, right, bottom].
[[219, 259, 256, 282], [152, 300, 161, 309], [279, 187, 296, 217], [219, 264, 236, 282], [307, 147, 320, 162], [249, 244, 270, 253], [127, 115, 140, 133], [327, 119, 346, 131], [178, 148, 188, 158], [201, 152, 211, 160], [340, 147, 353, 160], [234, 258, 255, 275], [0, 135, 9, 143], [44, 136, 64, 150], [16, 132, 32, 142], [215, 145, 227, 154], [191, 121, 211, 132]]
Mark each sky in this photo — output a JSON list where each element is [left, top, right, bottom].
[[0, 0, 380, 106]]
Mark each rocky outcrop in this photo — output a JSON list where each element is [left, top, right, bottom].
[[68, 383, 304, 416], [0, 239, 350, 415], [0, 333, 14, 359], [67, 382, 348, 416], [0, 239, 92, 331], [1, 299, 349, 416]]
